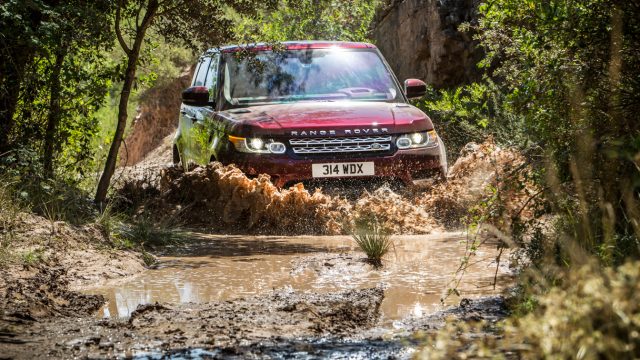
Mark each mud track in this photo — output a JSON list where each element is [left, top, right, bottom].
[[0, 139, 531, 358], [0, 288, 507, 359], [0, 231, 512, 359]]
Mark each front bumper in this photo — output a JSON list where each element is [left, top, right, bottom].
[[219, 142, 446, 187]]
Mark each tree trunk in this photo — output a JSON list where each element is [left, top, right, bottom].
[[43, 45, 67, 177], [0, 51, 30, 153], [94, 53, 139, 204], [94, 1, 157, 205]]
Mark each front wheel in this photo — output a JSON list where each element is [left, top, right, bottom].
[[172, 145, 181, 165]]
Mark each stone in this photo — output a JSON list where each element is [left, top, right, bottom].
[[372, 0, 482, 88]]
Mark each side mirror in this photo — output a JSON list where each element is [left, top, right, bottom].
[[182, 86, 211, 107], [404, 79, 427, 99]]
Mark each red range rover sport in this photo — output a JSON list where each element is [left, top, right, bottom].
[[174, 41, 447, 187]]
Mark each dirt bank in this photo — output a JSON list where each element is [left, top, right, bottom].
[[119, 67, 194, 166], [0, 213, 146, 324], [117, 138, 537, 236]]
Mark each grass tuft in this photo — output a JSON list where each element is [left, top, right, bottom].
[[114, 215, 187, 249], [0, 177, 21, 231], [94, 201, 126, 238], [20, 248, 46, 266], [350, 215, 394, 267]]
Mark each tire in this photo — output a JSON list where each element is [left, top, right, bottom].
[[172, 145, 181, 165]]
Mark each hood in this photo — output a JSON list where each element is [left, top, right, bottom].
[[221, 101, 433, 137]]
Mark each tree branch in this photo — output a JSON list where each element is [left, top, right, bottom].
[[139, 0, 159, 33], [156, 0, 185, 17], [135, 3, 142, 31], [115, 1, 132, 55]]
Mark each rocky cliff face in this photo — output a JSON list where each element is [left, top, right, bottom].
[[372, 0, 481, 89], [120, 67, 193, 166]]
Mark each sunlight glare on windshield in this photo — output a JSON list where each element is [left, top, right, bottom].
[[222, 49, 401, 106]]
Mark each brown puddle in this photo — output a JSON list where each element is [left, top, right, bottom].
[[86, 232, 512, 325]]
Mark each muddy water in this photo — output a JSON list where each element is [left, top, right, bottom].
[[87, 232, 511, 324]]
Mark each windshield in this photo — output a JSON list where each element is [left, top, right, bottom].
[[222, 49, 402, 106]]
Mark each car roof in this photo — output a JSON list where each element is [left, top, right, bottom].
[[204, 41, 377, 55]]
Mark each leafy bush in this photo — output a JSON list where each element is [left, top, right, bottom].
[[0, 145, 96, 225], [474, 0, 640, 264], [417, 81, 529, 160]]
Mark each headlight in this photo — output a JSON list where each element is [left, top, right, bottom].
[[229, 135, 287, 154], [249, 138, 264, 151], [396, 130, 438, 149]]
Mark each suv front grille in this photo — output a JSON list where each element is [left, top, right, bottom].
[[289, 136, 393, 154]]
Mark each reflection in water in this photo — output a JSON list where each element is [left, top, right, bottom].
[[87, 233, 511, 323]]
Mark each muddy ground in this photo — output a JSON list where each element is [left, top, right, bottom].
[[0, 139, 530, 358], [0, 231, 512, 359], [0, 286, 507, 359], [0, 214, 146, 320]]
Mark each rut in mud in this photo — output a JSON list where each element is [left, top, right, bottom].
[[119, 138, 538, 235]]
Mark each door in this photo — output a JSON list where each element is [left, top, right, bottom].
[[178, 54, 219, 165]]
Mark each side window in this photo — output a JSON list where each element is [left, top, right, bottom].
[[204, 54, 220, 92], [192, 57, 211, 86]]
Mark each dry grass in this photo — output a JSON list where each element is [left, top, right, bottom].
[[416, 260, 640, 359]]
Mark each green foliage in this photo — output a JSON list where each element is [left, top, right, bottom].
[[0, 145, 97, 225], [428, 7, 640, 352], [442, 0, 640, 265], [417, 81, 531, 160], [235, 0, 380, 43], [0, 0, 114, 176]]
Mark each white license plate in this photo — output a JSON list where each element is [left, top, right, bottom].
[[312, 162, 374, 178]]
